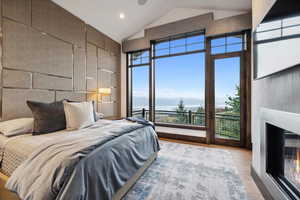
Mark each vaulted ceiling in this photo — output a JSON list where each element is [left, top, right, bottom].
[[52, 0, 252, 43]]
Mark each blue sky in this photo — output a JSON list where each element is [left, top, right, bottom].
[[132, 36, 242, 110]]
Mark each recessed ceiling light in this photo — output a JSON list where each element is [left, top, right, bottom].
[[119, 13, 125, 19]]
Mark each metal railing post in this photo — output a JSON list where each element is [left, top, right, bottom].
[[188, 110, 192, 124], [142, 108, 146, 118]]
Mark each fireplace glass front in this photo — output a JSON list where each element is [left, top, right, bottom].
[[266, 123, 300, 199]]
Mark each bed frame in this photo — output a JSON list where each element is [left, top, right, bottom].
[[0, 152, 157, 200]]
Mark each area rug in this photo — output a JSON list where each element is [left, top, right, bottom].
[[123, 141, 248, 200]]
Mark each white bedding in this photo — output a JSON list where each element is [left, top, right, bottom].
[[0, 120, 113, 176]]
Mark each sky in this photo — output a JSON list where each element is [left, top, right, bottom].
[[131, 35, 242, 111]]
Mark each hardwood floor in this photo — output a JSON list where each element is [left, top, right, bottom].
[[159, 138, 264, 200]]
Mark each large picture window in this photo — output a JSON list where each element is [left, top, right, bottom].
[[127, 30, 250, 146]]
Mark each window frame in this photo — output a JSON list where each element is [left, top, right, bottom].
[[253, 15, 300, 79]]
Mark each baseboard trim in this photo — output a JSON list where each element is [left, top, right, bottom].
[[251, 165, 273, 200]]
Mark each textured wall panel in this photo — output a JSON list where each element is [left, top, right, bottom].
[[3, 0, 31, 25], [111, 88, 117, 101], [56, 91, 86, 102], [2, 88, 55, 120], [3, 70, 32, 88], [105, 37, 120, 55], [87, 92, 98, 111], [111, 73, 118, 88], [87, 25, 105, 49], [32, 0, 86, 47], [98, 48, 109, 69], [33, 74, 73, 91], [111, 55, 118, 72], [74, 48, 86, 91], [98, 102, 117, 117], [87, 43, 97, 91], [3, 19, 73, 77], [98, 70, 111, 88]]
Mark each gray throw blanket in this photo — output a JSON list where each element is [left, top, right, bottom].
[[6, 120, 160, 200]]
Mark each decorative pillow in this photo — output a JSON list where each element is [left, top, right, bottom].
[[63, 101, 95, 130], [27, 100, 66, 135], [66, 100, 97, 121], [0, 118, 34, 137], [95, 112, 104, 120]]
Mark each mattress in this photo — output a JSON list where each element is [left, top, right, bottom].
[[0, 120, 114, 176]]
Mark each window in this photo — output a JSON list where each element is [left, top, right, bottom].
[[153, 32, 206, 127], [129, 50, 150, 66], [211, 34, 246, 55], [254, 15, 300, 78], [255, 15, 300, 42], [127, 50, 150, 119], [154, 31, 205, 58]]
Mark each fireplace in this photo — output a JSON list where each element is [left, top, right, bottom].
[[260, 108, 300, 200], [266, 123, 300, 199]]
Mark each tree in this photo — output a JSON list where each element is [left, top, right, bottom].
[[225, 85, 240, 113], [195, 106, 205, 126], [196, 106, 204, 113], [176, 99, 187, 123]]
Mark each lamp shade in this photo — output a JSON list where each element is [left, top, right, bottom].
[[98, 88, 111, 95]]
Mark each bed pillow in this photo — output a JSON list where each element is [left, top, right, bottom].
[[95, 112, 104, 120], [63, 101, 95, 130], [66, 100, 98, 121], [0, 118, 34, 137], [27, 100, 66, 135]]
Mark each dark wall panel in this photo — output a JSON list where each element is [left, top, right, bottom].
[[3, 0, 31, 25], [32, 0, 86, 47], [3, 19, 73, 77]]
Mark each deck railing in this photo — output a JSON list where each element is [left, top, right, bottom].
[[132, 109, 240, 140]]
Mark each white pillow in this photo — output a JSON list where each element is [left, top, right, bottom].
[[63, 101, 95, 130], [0, 118, 34, 137], [95, 112, 104, 120]]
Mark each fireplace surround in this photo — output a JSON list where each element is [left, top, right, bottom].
[[260, 108, 300, 199]]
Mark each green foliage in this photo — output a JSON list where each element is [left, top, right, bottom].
[[196, 106, 204, 113], [225, 85, 240, 113], [176, 99, 187, 123]]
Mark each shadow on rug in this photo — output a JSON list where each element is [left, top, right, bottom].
[[123, 141, 248, 200]]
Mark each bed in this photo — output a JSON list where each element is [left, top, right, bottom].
[[0, 119, 159, 200]]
